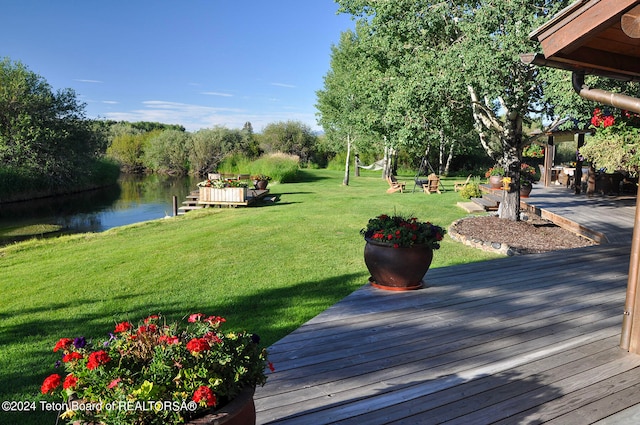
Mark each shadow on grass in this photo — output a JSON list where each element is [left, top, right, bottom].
[[0, 272, 367, 425]]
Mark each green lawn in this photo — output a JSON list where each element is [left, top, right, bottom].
[[0, 169, 500, 424]]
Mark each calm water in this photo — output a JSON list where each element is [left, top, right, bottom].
[[0, 174, 197, 244]]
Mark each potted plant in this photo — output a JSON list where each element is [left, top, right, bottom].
[[360, 214, 445, 291], [250, 175, 271, 190], [520, 163, 537, 197], [485, 166, 505, 189], [40, 313, 272, 425]]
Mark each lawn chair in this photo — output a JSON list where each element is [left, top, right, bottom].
[[386, 175, 405, 193], [454, 174, 472, 192], [423, 173, 442, 194]]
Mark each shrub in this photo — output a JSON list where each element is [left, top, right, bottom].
[[459, 178, 482, 199]]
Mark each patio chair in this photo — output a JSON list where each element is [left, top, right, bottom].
[[386, 175, 405, 193], [423, 173, 442, 194], [454, 174, 472, 192]]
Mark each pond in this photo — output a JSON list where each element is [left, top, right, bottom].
[[0, 174, 197, 245]]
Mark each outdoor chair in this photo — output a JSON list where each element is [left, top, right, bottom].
[[423, 173, 442, 194], [454, 174, 472, 192], [386, 175, 405, 193]]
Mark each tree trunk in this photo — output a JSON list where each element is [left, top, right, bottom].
[[343, 134, 351, 186], [443, 140, 455, 176]]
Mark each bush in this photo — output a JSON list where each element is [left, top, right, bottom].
[[459, 178, 482, 199]]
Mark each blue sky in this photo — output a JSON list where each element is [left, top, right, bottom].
[[2, 1, 355, 132]]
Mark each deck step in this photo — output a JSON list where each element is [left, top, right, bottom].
[[471, 197, 498, 211]]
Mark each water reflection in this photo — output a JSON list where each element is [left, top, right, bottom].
[[0, 174, 196, 243]]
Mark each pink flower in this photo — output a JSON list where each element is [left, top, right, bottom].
[[188, 313, 205, 323], [107, 378, 121, 389]]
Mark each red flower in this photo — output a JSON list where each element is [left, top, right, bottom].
[[393, 243, 400, 248], [159, 335, 180, 345], [268, 362, 276, 372], [114, 321, 132, 333], [204, 315, 226, 326], [53, 338, 73, 352], [603, 115, 615, 127], [188, 313, 205, 323], [86, 350, 111, 370], [137, 324, 158, 334], [63, 374, 78, 390], [144, 315, 159, 323], [192, 386, 217, 407], [62, 352, 83, 362], [41, 374, 61, 394], [186, 338, 210, 354], [203, 332, 222, 344]]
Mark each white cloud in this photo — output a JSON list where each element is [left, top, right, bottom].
[[75, 79, 103, 83], [201, 91, 233, 97], [101, 100, 321, 133], [102, 100, 118, 104], [271, 82, 296, 88]]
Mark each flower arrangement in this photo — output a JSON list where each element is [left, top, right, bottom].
[[580, 107, 640, 174], [522, 144, 545, 158], [197, 179, 247, 188], [250, 174, 272, 182], [41, 313, 271, 425], [360, 214, 446, 249], [485, 166, 505, 178], [520, 163, 537, 187]]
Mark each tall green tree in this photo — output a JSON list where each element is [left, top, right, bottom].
[[0, 58, 103, 187], [336, 0, 571, 219]]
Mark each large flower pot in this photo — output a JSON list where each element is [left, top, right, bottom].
[[520, 185, 532, 198], [364, 238, 433, 291], [188, 386, 256, 425], [489, 175, 503, 189]]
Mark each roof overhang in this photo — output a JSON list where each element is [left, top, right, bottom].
[[527, 0, 640, 80]]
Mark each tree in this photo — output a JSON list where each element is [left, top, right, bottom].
[[187, 126, 245, 176], [260, 121, 318, 165], [0, 57, 103, 187], [144, 129, 190, 174], [336, 0, 572, 220], [317, 30, 377, 185]]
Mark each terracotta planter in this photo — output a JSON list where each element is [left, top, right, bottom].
[[187, 387, 256, 425], [489, 175, 503, 189], [520, 185, 532, 198], [364, 238, 433, 291]]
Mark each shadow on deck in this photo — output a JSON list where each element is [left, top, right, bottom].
[[256, 187, 640, 424]]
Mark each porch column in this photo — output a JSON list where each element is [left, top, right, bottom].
[[621, 182, 640, 352]]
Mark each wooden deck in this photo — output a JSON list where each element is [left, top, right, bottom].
[[255, 186, 640, 424]]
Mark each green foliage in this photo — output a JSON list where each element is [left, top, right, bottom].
[[249, 153, 300, 183], [0, 57, 105, 188], [107, 130, 157, 173], [41, 314, 268, 424], [260, 121, 318, 165], [459, 178, 482, 200], [144, 129, 190, 174], [188, 126, 256, 176]]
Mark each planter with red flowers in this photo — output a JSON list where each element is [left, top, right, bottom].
[[41, 313, 272, 425], [360, 214, 446, 291]]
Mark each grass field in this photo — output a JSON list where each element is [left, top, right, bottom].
[[0, 169, 500, 424]]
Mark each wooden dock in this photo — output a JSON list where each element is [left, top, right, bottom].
[[177, 188, 271, 214], [255, 186, 640, 424]]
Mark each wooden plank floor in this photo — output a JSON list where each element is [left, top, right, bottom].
[[255, 188, 640, 424]]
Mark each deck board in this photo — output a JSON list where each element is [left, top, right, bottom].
[[255, 187, 640, 424]]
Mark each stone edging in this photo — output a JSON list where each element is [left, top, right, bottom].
[[448, 217, 523, 257]]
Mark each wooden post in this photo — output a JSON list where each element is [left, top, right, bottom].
[[575, 133, 584, 194], [172, 196, 178, 217], [544, 136, 554, 187], [622, 182, 640, 352]]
